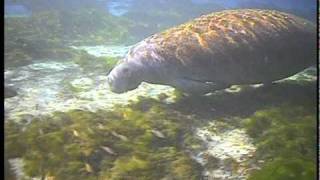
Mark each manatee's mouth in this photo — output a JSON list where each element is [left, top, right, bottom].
[[107, 75, 139, 94], [109, 84, 138, 94], [109, 85, 128, 94], [108, 85, 123, 93], [107, 75, 123, 93]]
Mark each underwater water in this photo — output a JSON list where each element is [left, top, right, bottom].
[[4, 0, 317, 180], [5, 4, 31, 17]]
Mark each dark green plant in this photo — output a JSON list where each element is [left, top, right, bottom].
[[243, 105, 316, 180], [72, 50, 119, 73], [248, 158, 315, 180], [5, 99, 203, 179]]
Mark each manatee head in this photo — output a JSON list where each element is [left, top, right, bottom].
[[107, 60, 145, 93]]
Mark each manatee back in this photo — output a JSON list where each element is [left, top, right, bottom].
[[134, 9, 316, 84]]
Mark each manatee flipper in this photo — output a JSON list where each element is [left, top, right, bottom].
[[172, 78, 230, 95]]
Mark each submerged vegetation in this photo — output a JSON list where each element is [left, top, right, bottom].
[[6, 1, 215, 68], [5, 81, 317, 179], [5, 4, 197, 68], [5, 98, 203, 179], [73, 51, 119, 73], [4, 8, 135, 68], [245, 105, 316, 180]]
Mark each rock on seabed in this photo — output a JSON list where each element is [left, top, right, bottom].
[[195, 122, 257, 179]]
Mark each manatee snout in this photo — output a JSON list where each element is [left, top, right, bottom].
[[106, 75, 126, 93], [107, 72, 126, 93], [106, 75, 117, 92], [107, 62, 143, 94]]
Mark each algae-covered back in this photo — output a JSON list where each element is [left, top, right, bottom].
[[156, 9, 315, 62]]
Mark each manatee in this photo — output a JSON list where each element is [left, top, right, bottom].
[[107, 9, 316, 94]]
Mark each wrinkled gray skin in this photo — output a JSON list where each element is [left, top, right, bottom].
[[107, 10, 316, 95], [107, 61, 145, 94], [106, 39, 315, 95], [107, 41, 172, 94], [107, 54, 226, 94], [107, 37, 315, 95]]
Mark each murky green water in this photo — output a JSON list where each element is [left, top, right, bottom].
[[5, 1, 317, 180]]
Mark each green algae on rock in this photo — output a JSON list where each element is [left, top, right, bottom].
[[5, 100, 203, 179], [243, 105, 317, 180], [72, 50, 119, 73], [5, 79, 317, 179], [4, 8, 139, 69]]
